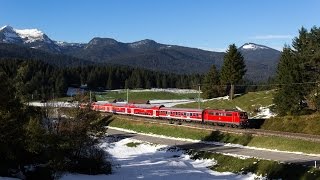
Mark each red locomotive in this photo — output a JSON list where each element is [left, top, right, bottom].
[[89, 102, 249, 127]]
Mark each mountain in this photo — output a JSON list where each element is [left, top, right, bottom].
[[63, 37, 225, 74], [0, 25, 281, 81], [0, 43, 93, 67], [0, 25, 62, 53], [239, 43, 281, 81]]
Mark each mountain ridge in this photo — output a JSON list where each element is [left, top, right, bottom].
[[0, 25, 281, 81]]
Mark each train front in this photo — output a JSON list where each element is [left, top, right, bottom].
[[239, 112, 249, 127]]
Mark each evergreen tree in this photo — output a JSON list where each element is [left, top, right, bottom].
[[106, 71, 113, 89], [202, 65, 223, 98], [291, 26, 320, 110], [220, 44, 246, 100], [162, 75, 167, 88], [273, 46, 304, 115]]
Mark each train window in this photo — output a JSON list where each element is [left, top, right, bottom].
[[226, 113, 232, 116], [240, 112, 247, 116], [183, 113, 186, 116]]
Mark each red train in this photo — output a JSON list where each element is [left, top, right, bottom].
[[89, 102, 249, 127]]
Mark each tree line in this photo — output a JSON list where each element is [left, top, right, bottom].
[[0, 59, 203, 102]]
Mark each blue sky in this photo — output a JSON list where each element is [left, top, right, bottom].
[[0, 0, 319, 51]]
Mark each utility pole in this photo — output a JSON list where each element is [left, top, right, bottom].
[[198, 84, 201, 109], [127, 88, 129, 103]]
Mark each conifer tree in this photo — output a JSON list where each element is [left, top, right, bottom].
[[202, 65, 223, 98], [273, 46, 304, 115], [220, 44, 246, 100]]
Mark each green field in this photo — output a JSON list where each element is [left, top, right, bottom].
[[108, 117, 320, 154], [96, 91, 198, 102], [175, 90, 275, 116], [190, 151, 320, 179], [262, 113, 320, 135]]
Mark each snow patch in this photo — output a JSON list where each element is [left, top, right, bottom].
[[218, 153, 252, 160], [242, 43, 268, 50], [236, 106, 245, 112], [251, 105, 276, 119], [15, 28, 47, 43]]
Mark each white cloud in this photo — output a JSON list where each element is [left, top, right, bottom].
[[251, 35, 293, 40]]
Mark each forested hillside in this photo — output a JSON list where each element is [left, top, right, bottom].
[[0, 43, 92, 67], [0, 59, 203, 101]]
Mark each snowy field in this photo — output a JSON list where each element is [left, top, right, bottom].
[[61, 137, 261, 180]]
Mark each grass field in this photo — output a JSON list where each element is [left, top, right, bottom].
[[175, 90, 275, 116], [96, 91, 198, 102], [262, 113, 320, 135], [107, 117, 320, 154], [190, 151, 320, 179]]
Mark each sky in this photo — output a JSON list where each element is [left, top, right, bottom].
[[0, 0, 319, 51]]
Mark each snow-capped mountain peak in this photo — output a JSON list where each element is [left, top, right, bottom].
[[0, 25, 63, 53], [0, 25, 53, 44], [0, 25, 14, 31], [0, 25, 22, 43], [14, 28, 46, 43], [241, 43, 269, 50]]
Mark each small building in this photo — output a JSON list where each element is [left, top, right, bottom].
[[66, 84, 88, 96]]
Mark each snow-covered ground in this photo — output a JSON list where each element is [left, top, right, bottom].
[[251, 105, 276, 119], [61, 137, 261, 180]]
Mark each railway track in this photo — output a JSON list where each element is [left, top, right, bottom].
[[107, 113, 320, 143]]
